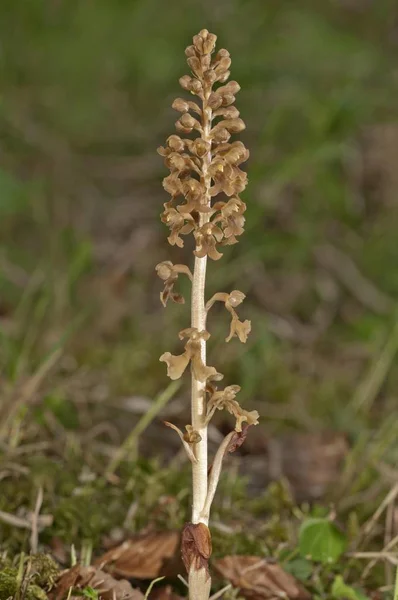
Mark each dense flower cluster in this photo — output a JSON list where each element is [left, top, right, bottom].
[[157, 29, 249, 260]]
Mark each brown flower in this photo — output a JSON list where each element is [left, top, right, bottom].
[[183, 425, 202, 444], [227, 317, 251, 343], [160, 328, 223, 382], [213, 197, 246, 242], [178, 178, 211, 215], [206, 290, 251, 343], [157, 135, 185, 157], [209, 162, 248, 197], [214, 140, 249, 165], [208, 81, 241, 109], [194, 223, 224, 260], [206, 384, 259, 432], [155, 261, 193, 307], [161, 202, 195, 248]]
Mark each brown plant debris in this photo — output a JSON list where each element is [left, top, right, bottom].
[[213, 556, 311, 600], [95, 531, 182, 580], [149, 585, 184, 600], [51, 564, 144, 600], [181, 522, 212, 577]]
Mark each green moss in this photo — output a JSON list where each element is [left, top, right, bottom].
[[0, 566, 48, 600]]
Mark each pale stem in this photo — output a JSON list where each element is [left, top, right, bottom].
[[191, 96, 212, 526]]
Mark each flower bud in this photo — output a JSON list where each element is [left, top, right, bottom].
[[180, 113, 197, 128], [219, 118, 246, 133], [185, 45, 197, 58], [214, 56, 231, 74], [167, 135, 185, 152], [207, 92, 223, 110], [172, 98, 190, 113], [203, 33, 217, 54], [187, 56, 202, 75], [216, 70, 231, 83], [204, 70, 217, 85], [179, 75, 202, 94]]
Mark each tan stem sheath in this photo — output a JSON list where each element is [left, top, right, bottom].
[[200, 431, 235, 522]]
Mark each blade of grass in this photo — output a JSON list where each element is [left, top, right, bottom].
[[106, 379, 181, 475], [350, 316, 398, 414]]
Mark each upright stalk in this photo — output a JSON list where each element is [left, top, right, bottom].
[[191, 97, 212, 526]]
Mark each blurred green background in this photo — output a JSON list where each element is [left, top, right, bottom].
[[1, 0, 398, 461]]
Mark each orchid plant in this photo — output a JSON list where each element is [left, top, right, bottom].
[[156, 29, 258, 600]]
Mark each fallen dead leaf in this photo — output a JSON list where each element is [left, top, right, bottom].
[[51, 564, 143, 600], [95, 531, 182, 579], [213, 556, 311, 600], [148, 585, 184, 600]]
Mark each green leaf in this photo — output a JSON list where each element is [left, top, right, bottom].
[[83, 586, 99, 599], [285, 557, 313, 581], [331, 575, 369, 600], [298, 518, 347, 564]]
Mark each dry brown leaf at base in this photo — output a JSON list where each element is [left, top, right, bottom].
[[50, 564, 144, 600], [95, 531, 182, 579], [213, 556, 311, 600], [148, 585, 184, 600]]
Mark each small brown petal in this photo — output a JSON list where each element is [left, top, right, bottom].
[[227, 318, 251, 343], [160, 351, 190, 380]]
